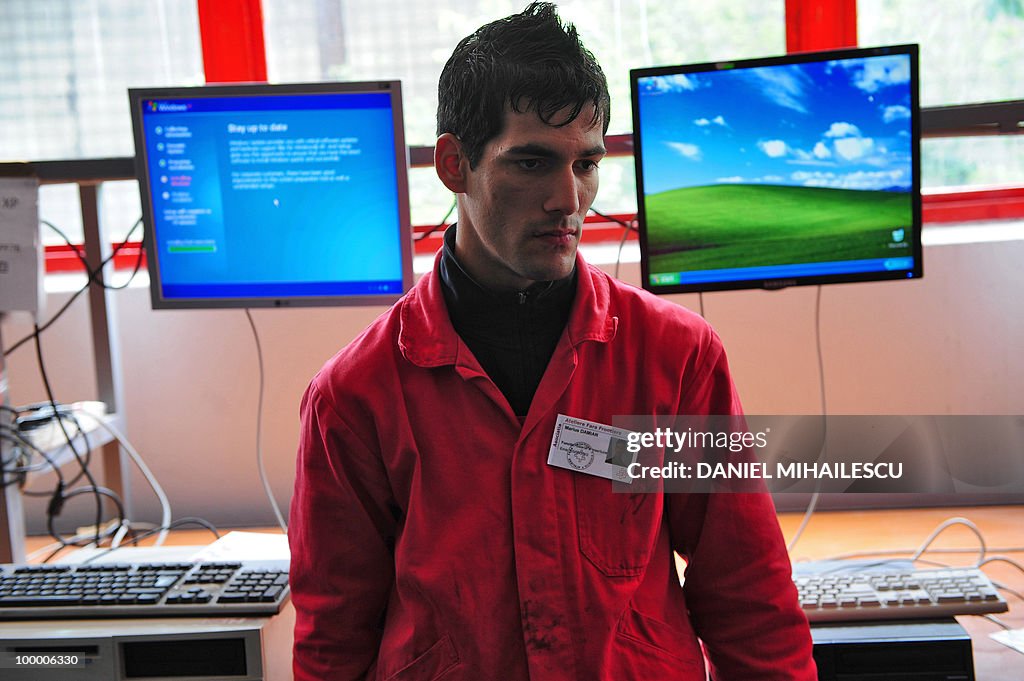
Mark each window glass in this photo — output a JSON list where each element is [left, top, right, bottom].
[[922, 136, 1024, 190], [859, 0, 1024, 107], [859, 0, 1024, 189], [0, 0, 203, 244], [262, 0, 785, 215]]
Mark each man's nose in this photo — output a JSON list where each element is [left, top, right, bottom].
[[543, 166, 582, 215]]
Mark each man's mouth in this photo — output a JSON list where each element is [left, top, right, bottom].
[[532, 224, 579, 239], [533, 228, 578, 246]]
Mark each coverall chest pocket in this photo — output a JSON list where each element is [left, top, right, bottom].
[[573, 474, 662, 577]]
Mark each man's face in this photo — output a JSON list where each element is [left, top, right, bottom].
[[453, 106, 606, 291]]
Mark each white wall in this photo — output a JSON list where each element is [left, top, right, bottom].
[[3, 232, 1023, 533]]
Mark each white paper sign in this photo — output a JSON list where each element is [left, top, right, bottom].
[[0, 177, 42, 315]]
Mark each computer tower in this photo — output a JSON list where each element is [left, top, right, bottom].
[[812, 618, 974, 681], [0, 604, 293, 681]]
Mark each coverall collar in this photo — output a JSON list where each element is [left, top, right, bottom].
[[399, 232, 618, 369]]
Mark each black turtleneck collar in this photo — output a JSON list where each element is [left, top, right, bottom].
[[439, 225, 576, 417]]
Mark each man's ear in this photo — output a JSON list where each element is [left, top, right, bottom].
[[435, 132, 468, 194]]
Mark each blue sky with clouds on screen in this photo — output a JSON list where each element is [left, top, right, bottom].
[[636, 54, 914, 195]]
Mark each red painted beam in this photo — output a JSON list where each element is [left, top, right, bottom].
[[196, 0, 267, 83], [44, 243, 147, 274], [786, 0, 857, 53], [42, 190, 1024, 272], [922, 187, 1024, 223]]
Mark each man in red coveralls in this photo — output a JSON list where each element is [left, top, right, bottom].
[[289, 3, 816, 679]]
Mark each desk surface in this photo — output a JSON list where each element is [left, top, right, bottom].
[[25, 505, 1024, 679]]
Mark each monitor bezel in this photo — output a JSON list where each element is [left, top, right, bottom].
[[630, 44, 922, 295], [129, 80, 413, 309]]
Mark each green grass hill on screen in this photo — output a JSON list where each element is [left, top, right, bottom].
[[644, 184, 913, 274]]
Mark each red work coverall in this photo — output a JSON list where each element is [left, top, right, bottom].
[[290, 254, 816, 680]]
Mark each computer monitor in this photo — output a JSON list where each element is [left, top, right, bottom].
[[129, 81, 412, 309], [630, 44, 922, 294]]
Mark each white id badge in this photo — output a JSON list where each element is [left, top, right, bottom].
[[547, 414, 637, 483]]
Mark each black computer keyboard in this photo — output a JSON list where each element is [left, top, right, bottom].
[[0, 559, 289, 620]]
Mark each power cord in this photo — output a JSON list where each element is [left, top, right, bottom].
[[983, 614, 1013, 630], [32, 325, 123, 548], [786, 285, 827, 553], [40, 218, 146, 292], [71, 405, 173, 546], [80, 517, 221, 565], [11, 406, 95, 489], [912, 516, 987, 564], [585, 206, 637, 282], [0, 426, 67, 483], [45, 484, 126, 551], [245, 309, 288, 533]]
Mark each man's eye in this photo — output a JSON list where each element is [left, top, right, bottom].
[[578, 160, 600, 171], [517, 159, 544, 170]]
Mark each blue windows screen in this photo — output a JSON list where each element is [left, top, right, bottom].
[[631, 45, 922, 293], [131, 82, 412, 308]]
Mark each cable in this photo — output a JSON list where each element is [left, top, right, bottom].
[[588, 207, 637, 281], [71, 405, 173, 546], [982, 614, 1012, 630], [817, 518, 998, 574], [589, 207, 634, 230], [32, 326, 112, 547], [40, 542, 70, 564], [3, 224, 142, 536], [8, 406, 96, 491], [22, 410, 96, 489], [26, 532, 88, 564], [2, 217, 143, 357], [0, 428, 66, 482], [786, 285, 827, 553], [45, 485, 127, 550], [803, 556, 951, 575], [911, 516, 987, 565], [991, 580, 1024, 603], [27, 520, 166, 563], [245, 309, 288, 533], [823, 545, 1024, 562], [40, 219, 90, 272], [110, 521, 157, 549], [80, 517, 221, 564], [416, 196, 457, 242], [4, 285, 89, 357], [612, 218, 635, 281], [977, 555, 1024, 577], [14, 399, 182, 551], [102, 224, 147, 291], [40, 217, 145, 291]]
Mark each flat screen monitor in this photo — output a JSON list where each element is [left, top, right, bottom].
[[630, 44, 922, 294], [129, 81, 412, 309]]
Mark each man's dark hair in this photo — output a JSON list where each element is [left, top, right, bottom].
[[436, 2, 610, 168]]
